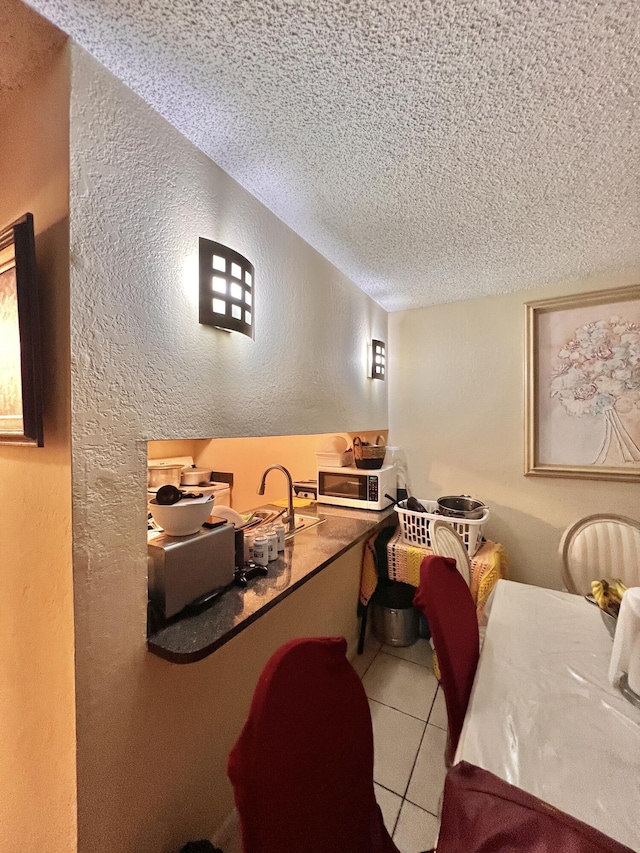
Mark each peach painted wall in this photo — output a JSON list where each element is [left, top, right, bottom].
[[149, 430, 388, 511], [0, 32, 77, 853], [197, 433, 353, 511], [200, 431, 390, 510]]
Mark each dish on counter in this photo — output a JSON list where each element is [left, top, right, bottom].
[[207, 506, 247, 527], [148, 495, 214, 536]]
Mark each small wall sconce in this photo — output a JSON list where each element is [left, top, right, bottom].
[[370, 339, 386, 380], [199, 238, 254, 338]]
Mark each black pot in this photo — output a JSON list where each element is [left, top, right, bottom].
[[436, 495, 485, 520]]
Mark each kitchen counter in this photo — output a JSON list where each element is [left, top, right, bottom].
[[147, 502, 395, 663]]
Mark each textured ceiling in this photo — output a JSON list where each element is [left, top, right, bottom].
[[25, 0, 640, 311], [0, 0, 66, 115]]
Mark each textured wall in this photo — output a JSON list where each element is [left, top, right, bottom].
[[388, 268, 640, 591], [0, 39, 77, 853], [69, 43, 386, 852], [26, 0, 640, 310]]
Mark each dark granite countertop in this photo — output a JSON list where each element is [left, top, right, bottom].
[[147, 502, 395, 664]]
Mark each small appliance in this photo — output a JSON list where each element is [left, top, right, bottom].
[[317, 464, 396, 511], [293, 479, 318, 499], [147, 522, 235, 620]]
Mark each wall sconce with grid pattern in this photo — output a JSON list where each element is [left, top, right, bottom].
[[199, 238, 254, 337], [371, 339, 386, 380]]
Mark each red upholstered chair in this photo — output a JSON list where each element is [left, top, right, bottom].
[[227, 636, 400, 853], [412, 555, 480, 765], [436, 762, 634, 853]]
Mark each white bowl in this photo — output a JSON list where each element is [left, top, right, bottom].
[[148, 496, 214, 536]]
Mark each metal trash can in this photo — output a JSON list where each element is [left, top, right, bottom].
[[370, 581, 419, 647]]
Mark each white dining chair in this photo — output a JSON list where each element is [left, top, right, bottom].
[[431, 520, 472, 586], [559, 514, 640, 595]]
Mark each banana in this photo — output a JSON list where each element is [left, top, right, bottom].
[[591, 580, 607, 609], [590, 578, 625, 617], [612, 579, 627, 601]]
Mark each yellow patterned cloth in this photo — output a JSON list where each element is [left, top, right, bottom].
[[469, 541, 509, 625], [359, 526, 508, 625]]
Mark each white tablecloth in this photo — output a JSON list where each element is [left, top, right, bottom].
[[456, 579, 640, 851]]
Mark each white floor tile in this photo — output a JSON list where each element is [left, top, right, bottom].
[[406, 724, 448, 815], [393, 800, 440, 853], [365, 630, 383, 652], [351, 640, 379, 678], [363, 652, 439, 720], [374, 783, 402, 834], [381, 638, 434, 669], [369, 699, 425, 796], [428, 686, 447, 730]]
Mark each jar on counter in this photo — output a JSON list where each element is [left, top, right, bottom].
[[253, 535, 269, 567], [265, 528, 278, 561], [244, 532, 255, 564], [274, 523, 286, 552]]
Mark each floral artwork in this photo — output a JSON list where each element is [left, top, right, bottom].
[[550, 317, 640, 464], [526, 285, 640, 480]]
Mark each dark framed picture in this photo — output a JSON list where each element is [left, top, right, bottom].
[[0, 213, 43, 446], [525, 284, 640, 481]]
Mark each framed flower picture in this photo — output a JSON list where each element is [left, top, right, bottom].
[[525, 284, 640, 481]]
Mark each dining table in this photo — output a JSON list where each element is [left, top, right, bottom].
[[455, 579, 640, 852]]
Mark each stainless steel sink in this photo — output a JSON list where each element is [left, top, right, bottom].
[[256, 466, 326, 541], [285, 514, 326, 539]]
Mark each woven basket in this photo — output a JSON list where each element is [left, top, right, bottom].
[[353, 435, 386, 470]]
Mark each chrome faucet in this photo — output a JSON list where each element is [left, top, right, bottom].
[[257, 464, 296, 534]]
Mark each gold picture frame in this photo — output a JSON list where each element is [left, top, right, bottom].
[[0, 213, 43, 446], [525, 284, 640, 482]]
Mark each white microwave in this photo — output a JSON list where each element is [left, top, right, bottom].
[[317, 464, 396, 511]]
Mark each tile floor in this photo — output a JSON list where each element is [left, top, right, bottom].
[[216, 634, 446, 853], [352, 634, 445, 852]]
